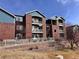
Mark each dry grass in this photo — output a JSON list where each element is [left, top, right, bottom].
[[0, 48, 79, 59]]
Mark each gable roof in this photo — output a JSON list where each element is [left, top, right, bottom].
[[0, 7, 16, 18], [26, 10, 46, 18], [71, 25, 79, 27], [50, 16, 65, 21]]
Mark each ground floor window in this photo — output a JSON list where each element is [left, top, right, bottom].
[[32, 33, 43, 38], [16, 33, 23, 39], [60, 33, 64, 37]]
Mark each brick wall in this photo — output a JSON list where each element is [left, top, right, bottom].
[[52, 25, 59, 39], [24, 15, 32, 39], [0, 22, 15, 40], [42, 17, 46, 38]]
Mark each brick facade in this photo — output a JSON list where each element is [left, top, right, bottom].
[[52, 25, 59, 39], [15, 11, 47, 39], [42, 17, 46, 38], [24, 15, 32, 39], [0, 22, 15, 40], [46, 16, 66, 40]]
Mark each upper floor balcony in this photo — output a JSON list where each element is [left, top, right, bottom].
[[32, 17, 42, 26], [59, 23, 64, 26], [16, 25, 25, 33], [32, 28, 43, 33], [58, 19, 64, 26], [59, 30, 64, 33], [59, 26, 64, 33]]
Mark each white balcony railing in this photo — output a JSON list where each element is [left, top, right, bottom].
[[32, 29, 43, 33], [59, 23, 63, 26], [32, 21, 42, 26], [59, 30, 64, 33]]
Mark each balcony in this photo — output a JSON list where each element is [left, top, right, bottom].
[[16, 25, 24, 31], [58, 19, 64, 26], [59, 30, 64, 33], [59, 23, 63, 26], [32, 18, 42, 26], [32, 21, 42, 26], [16, 17, 23, 22], [32, 29, 43, 33]]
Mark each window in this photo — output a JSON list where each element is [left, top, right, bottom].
[[39, 34, 43, 38], [52, 20, 57, 25], [46, 20, 51, 24], [39, 26, 42, 29], [16, 17, 23, 22], [59, 19, 63, 23], [39, 27, 42, 32], [59, 26, 63, 30], [32, 34, 34, 38], [54, 29, 56, 32], [60, 33, 64, 37], [39, 18, 42, 23], [16, 25, 23, 30], [16, 33, 23, 39]]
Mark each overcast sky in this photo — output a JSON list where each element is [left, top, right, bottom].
[[0, 0, 79, 24]]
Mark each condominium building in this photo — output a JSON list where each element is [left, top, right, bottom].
[[15, 10, 46, 39], [0, 7, 68, 40], [46, 16, 66, 40], [0, 8, 46, 40]]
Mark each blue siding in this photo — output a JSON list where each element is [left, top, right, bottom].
[[29, 12, 43, 17], [0, 10, 15, 23]]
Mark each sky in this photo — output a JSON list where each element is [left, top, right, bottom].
[[0, 0, 79, 24]]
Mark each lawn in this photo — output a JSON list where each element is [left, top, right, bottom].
[[0, 48, 79, 59]]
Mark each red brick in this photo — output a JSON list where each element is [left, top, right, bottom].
[[0, 22, 15, 40]]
